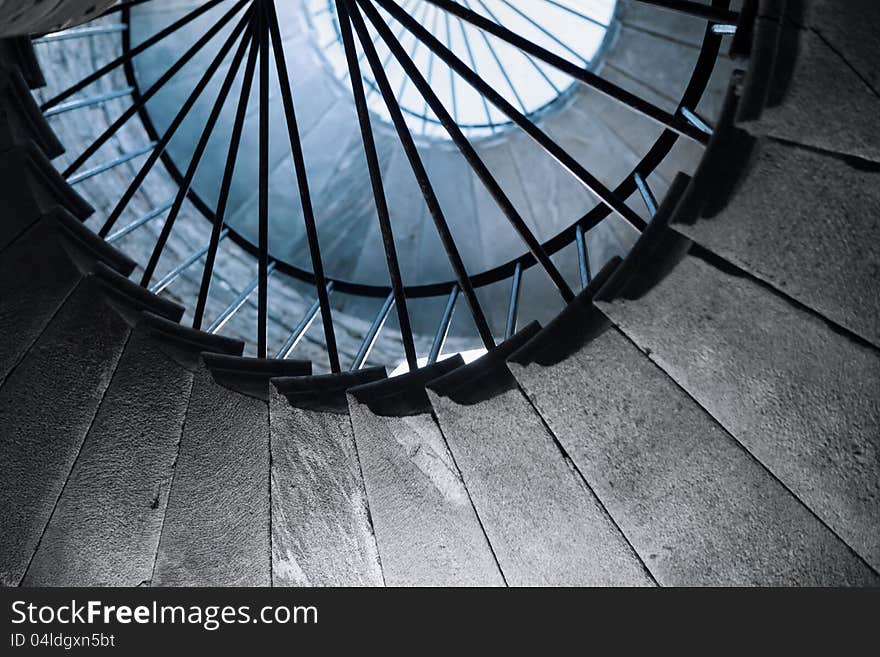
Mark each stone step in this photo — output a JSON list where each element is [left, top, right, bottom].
[[152, 355, 310, 586], [0, 143, 91, 252], [0, 37, 46, 89], [270, 368, 387, 587], [22, 314, 243, 586], [426, 326, 655, 586], [0, 207, 134, 382], [347, 357, 505, 586], [0, 265, 182, 586], [673, 127, 880, 348], [595, 225, 880, 575], [788, 0, 879, 97], [509, 289, 879, 585], [0, 65, 62, 156], [736, 4, 880, 163]]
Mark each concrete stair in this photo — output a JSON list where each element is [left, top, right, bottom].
[[0, 2, 878, 587], [348, 357, 505, 586], [153, 354, 311, 586], [270, 369, 386, 586], [21, 314, 240, 586]]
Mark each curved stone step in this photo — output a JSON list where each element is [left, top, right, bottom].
[[0, 37, 46, 89], [22, 313, 243, 586], [789, 0, 879, 97], [0, 65, 63, 156], [595, 225, 880, 575], [508, 288, 879, 586], [0, 265, 182, 586], [0, 142, 92, 251], [347, 357, 506, 586], [0, 207, 134, 383], [426, 325, 655, 586], [270, 368, 387, 587], [674, 130, 880, 348], [152, 354, 311, 586], [736, 4, 880, 163]]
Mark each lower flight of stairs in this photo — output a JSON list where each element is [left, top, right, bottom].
[[0, 1, 878, 586]]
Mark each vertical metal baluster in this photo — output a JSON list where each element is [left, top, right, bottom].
[[680, 106, 714, 136], [105, 198, 174, 244], [149, 229, 230, 295], [257, 5, 270, 359], [264, 0, 341, 372], [428, 286, 459, 365], [43, 87, 134, 117], [193, 23, 261, 331], [372, 0, 647, 235], [505, 261, 523, 340], [351, 292, 396, 371], [275, 282, 335, 360], [66, 143, 156, 185], [33, 24, 128, 44], [336, 0, 419, 371], [575, 224, 591, 289], [99, 11, 253, 237], [62, 0, 251, 179], [358, 0, 575, 302], [139, 9, 255, 288], [634, 172, 658, 216], [467, 0, 559, 101], [417, 0, 708, 143], [42, 0, 231, 111], [208, 263, 277, 335], [346, 0, 496, 350]]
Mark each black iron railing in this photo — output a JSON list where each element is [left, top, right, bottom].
[[34, 0, 737, 371]]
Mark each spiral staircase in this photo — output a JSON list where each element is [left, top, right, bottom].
[[0, 0, 878, 587]]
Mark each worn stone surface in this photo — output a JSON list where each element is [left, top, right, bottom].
[[347, 397, 503, 586], [795, 0, 880, 104], [0, 218, 81, 382], [152, 365, 271, 586], [0, 145, 89, 252], [674, 138, 880, 347], [269, 388, 383, 587], [427, 382, 654, 587], [739, 21, 880, 163], [598, 253, 880, 573], [22, 325, 194, 586], [510, 322, 879, 585], [0, 276, 131, 586]]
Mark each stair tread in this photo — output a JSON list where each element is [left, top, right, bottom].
[[0, 143, 92, 251], [674, 134, 880, 347], [0, 275, 133, 586], [426, 348, 655, 586], [22, 322, 195, 586], [597, 247, 880, 574], [0, 37, 46, 88], [738, 8, 880, 163], [0, 65, 63, 156], [269, 368, 386, 586], [347, 391, 504, 587], [0, 213, 85, 382], [152, 363, 271, 587], [509, 299, 879, 585], [793, 0, 880, 95]]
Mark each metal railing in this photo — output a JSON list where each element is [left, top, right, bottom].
[[34, 0, 737, 371]]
